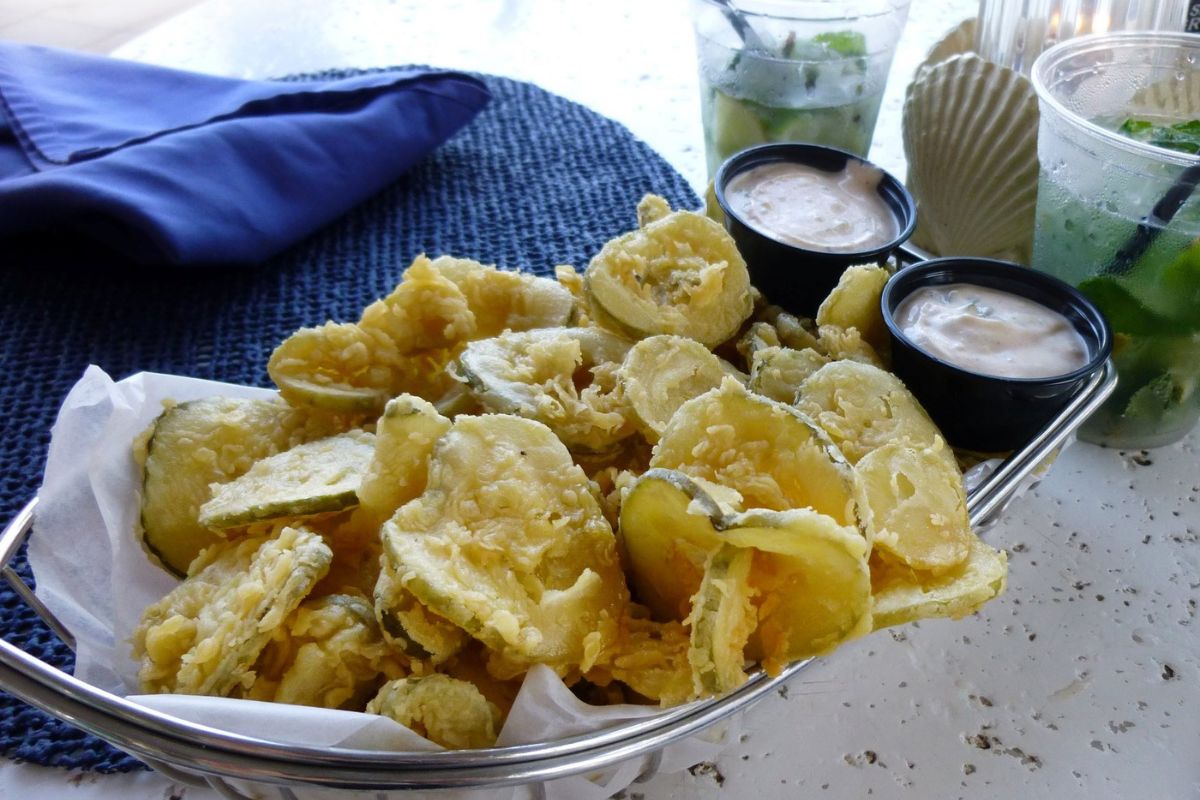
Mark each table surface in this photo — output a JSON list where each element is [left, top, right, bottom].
[[4, 1, 1199, 798]]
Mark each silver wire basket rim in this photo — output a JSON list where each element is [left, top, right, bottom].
[[0, 360, 1117, 791]]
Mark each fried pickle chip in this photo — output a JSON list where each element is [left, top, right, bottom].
[[621, 470, 870, 671], [686, 544, 756, 697], [796, 360, 949, 466], [735, 321, 782, 365], [748, 345, 830, 403], [870, 539, 1008, 630], [374, 560, 467, 664], [617, 335, 730, 442], [814, 324, 885, 367], [382, 415, 628, 673], [584, 201, 753, 347], [310, 510, 384, 599], [429, 255, 575, 338], [855, 441, 973, 573], [815, 264, 891, 353], [133, 526, 332, 696], [368, 674, 501, 749], [138, 397, 353, 576], [620, 469, 724, 620], [722, 510, 871, 673], [357, 395, 452, 521], [249, 593, 405, 709], [269, 255, 572, 415], [650, 377, 857, 524], [757, 306, 821, 351], [442, 642, 524, 718], [358, 255, 476, 351], [587, 614, 694, 707], [453, 327, 635, 452], [198, 431, 376, 530], [268, 322, 454, 413], [636, 193, 673, 227]]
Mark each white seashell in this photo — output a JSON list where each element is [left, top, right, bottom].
[[917, 17, 978, 76], [903, 53, 1040, 263]]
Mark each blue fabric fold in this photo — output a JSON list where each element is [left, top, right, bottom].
[[0, 44, 490, 266]]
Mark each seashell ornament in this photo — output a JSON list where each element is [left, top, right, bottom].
[[903, 53, 1040, 263], [917, 17, 977, 76]]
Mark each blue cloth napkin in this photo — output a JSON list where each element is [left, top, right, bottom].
[[0, 44, 490, 266]]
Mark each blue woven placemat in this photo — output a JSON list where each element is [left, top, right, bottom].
[[0, 69, 698, 773]]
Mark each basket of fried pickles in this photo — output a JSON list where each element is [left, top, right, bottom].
[[38, 196, 1007, 788]]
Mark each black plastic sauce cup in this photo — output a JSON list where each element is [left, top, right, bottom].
[[714, 142, 917, 317], [881, 258, 1113, 453]]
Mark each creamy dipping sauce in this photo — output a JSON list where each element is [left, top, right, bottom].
[[895, 283, 1090, 379], [723, 160, 898, 253]]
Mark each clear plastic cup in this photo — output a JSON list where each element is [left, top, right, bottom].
[[690, 0, 911, 177], [1031, 32, 1200, 448]]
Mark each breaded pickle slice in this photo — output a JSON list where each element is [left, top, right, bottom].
[[453, 327, 634, 452], [620, 469, 725, 621], [138, 396, 351, 575], [796, 360, 946, 466], [587, 615, 694, 707], [249, 593, 405, 709], [815, 263, 891, 353], [356, 395, 452, 521], [428, 255, 575, 338], [748, 345, 830, 404], [650, 377, 858, 524], [621, 469, 870, 668], [617, 335, 730, 442], [267, 323, 404, 414], [367, 674, 501, 749], [721, 510, 871, 673], [382, 415, 628, 673], [870, 538, 1008, 630], [686, 543, 756, 697], [855, 441, 973, 573], [374, 560, 466, 664], [133, 526, 332, 696], [198, 431, 375, 530], [268, 256, 574, 414], [584, 200, 753, 347]]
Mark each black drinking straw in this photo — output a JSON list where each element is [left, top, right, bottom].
[[1105, 160, 1200, 274], [712, 0, 768, 52]]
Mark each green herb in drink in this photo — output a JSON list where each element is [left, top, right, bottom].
[[812, 31, 866, 58], [1117, 117, 1200, 154]]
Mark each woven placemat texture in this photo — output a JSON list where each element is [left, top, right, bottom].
[[0, 69, 698, 772]]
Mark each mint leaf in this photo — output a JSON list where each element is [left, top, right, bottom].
[[1077, 275, 1189, 335], [813, 31, 867, 58], [1122, 372, 1186, 421], [1117, 117, 1200, 154], [1158, 238, 1200, 319], [1119, 119, 1153, 137]]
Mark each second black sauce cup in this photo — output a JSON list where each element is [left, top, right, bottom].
[[882, 258, 1113, 453], [713, 142, 917, 317]]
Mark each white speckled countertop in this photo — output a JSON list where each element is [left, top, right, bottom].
[[3, 1, 1198, 798]]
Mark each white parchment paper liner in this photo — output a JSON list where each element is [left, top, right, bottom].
[[28, 366, 736, 800]]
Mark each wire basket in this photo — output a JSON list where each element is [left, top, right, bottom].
[[0, 361, 1116, 799]]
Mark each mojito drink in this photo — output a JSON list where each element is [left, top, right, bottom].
[[1031, 32, 1200, 447], [697, 32, 884, 174], [1033, 171, 1200, 447], [690, 1, 909, 178]]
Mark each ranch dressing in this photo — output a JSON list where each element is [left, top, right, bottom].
[[895, 283, 1090, 379], [724, 160, 897, 253]]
